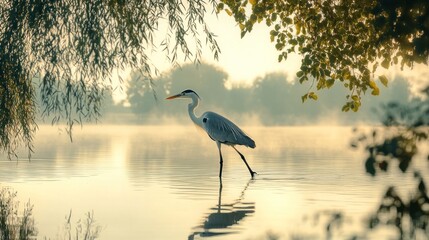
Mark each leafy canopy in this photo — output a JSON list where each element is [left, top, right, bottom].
[[218, 0, 429, 112], [0, 0, 219, 157]]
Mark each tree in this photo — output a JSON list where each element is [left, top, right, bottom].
[[218, 0, 429, 111], [0, 0, 220, 157], [126, 71, 158, 118], [125, 62, 414, 125], [126, 63, 230, 122]]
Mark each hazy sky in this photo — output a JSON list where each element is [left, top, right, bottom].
[[149, 11, 428, 87], [151, 12, 302, 84], [201, 13, 302, 83], [113, 10, 428, 101]]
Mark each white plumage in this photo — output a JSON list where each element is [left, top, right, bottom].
[[166, 89, 257, 178]]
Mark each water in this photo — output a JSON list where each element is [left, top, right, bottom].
[[0, 125, 425, 239]]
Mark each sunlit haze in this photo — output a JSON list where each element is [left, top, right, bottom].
[[112, 12, 302, 102], [151, 12, 301, 83], [111, 11, 428, 104]]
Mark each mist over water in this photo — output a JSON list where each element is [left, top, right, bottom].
[[99, 63, 414, 126], [1, 125, 425, 239]]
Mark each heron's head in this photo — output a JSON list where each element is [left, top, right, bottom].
[[166, 89, 200, 100]]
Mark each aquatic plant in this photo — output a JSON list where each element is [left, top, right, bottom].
[[0, 186, 37, 240], [59, 210, 101, 240]]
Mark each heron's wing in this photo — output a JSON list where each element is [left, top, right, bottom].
[[201, 112, 255, 148]]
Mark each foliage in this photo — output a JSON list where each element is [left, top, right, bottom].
[[295, 86, 429, 239], [218, 0, 429, 111], [373, 0, 429, 64], [0, 0, 220, 157], [351, 86, 429, 238], [352, 87, 428, 176], [368, 177, 429, 239], [0, 186, 37, 240]]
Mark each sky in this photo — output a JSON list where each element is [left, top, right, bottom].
[[198, 13, 302, 84], [113, 8, 428, 101], [115, 11, 301, 100], [124, 11, 301, 87]]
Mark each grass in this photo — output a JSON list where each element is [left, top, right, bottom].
[[0, 186, 37, 240], [57, 210, 101, 240], [0, 186, 101, 240]]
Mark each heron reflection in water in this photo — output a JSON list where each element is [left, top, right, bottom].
[[188, 179, 255, 239], [166, 89, 257, 178]]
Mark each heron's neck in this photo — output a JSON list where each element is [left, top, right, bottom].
[[188, 95, 202, 127]]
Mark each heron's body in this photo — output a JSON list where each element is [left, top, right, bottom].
[[166, 89, 256, 178], [200, 111, 255, 148]]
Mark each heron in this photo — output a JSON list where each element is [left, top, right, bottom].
[[166, 89, 257, 178]]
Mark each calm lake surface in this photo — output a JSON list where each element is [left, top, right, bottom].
[[0, 125, 426, 239]]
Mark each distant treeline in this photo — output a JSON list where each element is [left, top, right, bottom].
[[96, 63, 412, 125]]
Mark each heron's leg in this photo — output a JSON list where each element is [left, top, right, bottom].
[[217, 142, 223, 178], [232, 146, 256, 178], [218, 178, 223, 212]]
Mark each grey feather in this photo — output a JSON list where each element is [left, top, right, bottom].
[[201, 111, 256, 148]]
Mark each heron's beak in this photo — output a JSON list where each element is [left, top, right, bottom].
[[166, 94, 181, 100]]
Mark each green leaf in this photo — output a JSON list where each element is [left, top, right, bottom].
[[371, 86, 380, 95], [324, 69, 331, 76], [296, 71, 304, 78], [354, 100, 361, 112], [381, 59, 390, 69], [285, 17, 293, 24], [351, 102, 359, 112], [343, 71, 351, 80], [271, 13, 277, 22], [295, 22, 301, 35], [241, 31, 247, 38], [216, 3, 224, 12], [225, 8, 233, 16], [379, 75, 388, 87], [393, 56, 398, 65], [288, 39, 298, 45], [301, 93, 308, 103], [326, 79, 335, 88], [369, 80, 377, 89], [309, 92, 318, 100], [275, 43, 284, 50]]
